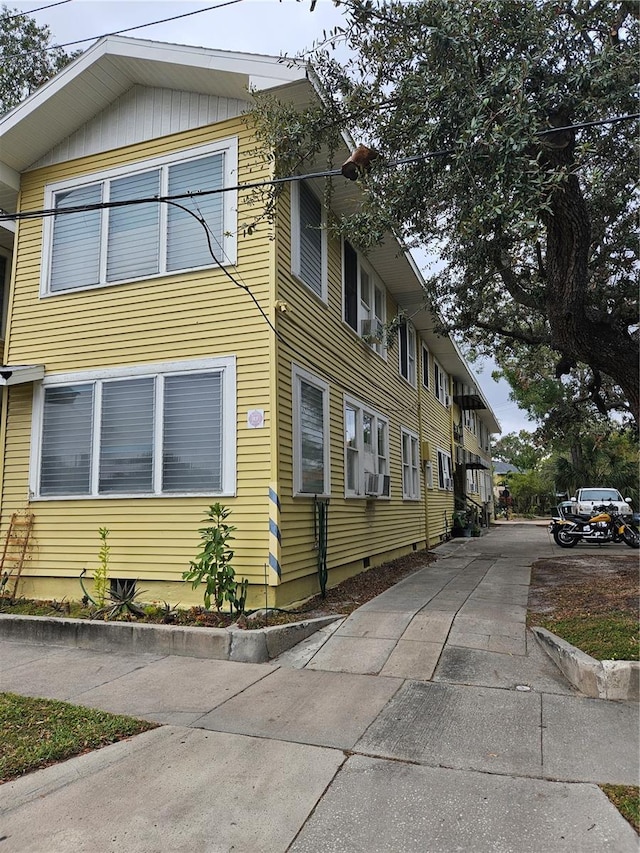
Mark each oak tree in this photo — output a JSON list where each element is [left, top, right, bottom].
[[0, 4, 77, 115], [252, 0, 639, 425]]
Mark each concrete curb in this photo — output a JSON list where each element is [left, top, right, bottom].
[[531, 626, 639, 701], [0, 613, 342, 664]]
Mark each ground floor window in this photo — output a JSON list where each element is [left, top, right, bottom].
[[31, 357, 236, 498], [437, 449, 453, 490], [401, 428, 420, 500], [344, 397, 389, 497], [293, 365, 330, 496]]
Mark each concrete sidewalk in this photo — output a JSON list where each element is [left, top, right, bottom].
[[1, 525, 638, 852]]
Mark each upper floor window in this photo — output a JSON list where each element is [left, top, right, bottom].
[[421, 343, 430, 389], [464, 409, 477, 434], [293, 366, 330, 496], [398, 321, 417, 386], [343, 241, 386, 355], [344, 397, 389, 497], [291, 182, 327, 300], [434, 359, 449, 406], [31, 357, 236, 499], [41, 139, 237, 296]]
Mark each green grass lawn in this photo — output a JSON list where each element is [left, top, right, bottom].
[[0, 692, 156, 783], [601, 785, 640, 834], [535, 613, 639, 661]]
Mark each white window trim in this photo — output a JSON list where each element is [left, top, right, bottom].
[[29, 356, 236, 499], [398, 321, 417, 387], [290, 182, 328, 302], [342, 239, 387, 358], [401, 427, 421, 500], [434, 359, 449, 406], [343, 395, 390, 499], [437, 448, 454, 491], [40, 137, 238, 296], [292, 364, 330, 497]]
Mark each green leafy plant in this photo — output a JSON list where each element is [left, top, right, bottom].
[[452, 510, 469, 530], [93, 527, 110, 608], [92, 580, 146, 621], [183, 504, 248, 614]]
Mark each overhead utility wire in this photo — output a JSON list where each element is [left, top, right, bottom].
[[184, 198, 420, 414], [5, 0, 246, 54], [1, 113, 637, 224], [4, 0, 72, 19]]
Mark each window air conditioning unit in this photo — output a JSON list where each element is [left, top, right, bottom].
[[360, 319, 383, 343], [445, 394, 451, 407], [365, 473, 390, 496], [444, 478, 453, 491]]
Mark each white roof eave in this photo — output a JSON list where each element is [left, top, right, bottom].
[[0, 36, 308, 177], [0, 365, 45, 386]]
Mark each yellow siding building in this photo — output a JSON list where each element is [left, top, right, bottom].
[[0, 37, 499, 609]]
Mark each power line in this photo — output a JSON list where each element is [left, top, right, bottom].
[[3, 0, 246, 55], [1, 113, 636, 224], [0, 154, 449, 223], [179, 197, 420, 415], [4, 0, 72, 20]]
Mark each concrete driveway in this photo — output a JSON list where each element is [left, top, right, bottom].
[[1, 523, 638, 852]]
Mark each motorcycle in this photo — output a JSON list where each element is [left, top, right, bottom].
[[549, 503, 640, 549]]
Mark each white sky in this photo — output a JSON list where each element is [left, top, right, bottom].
[[9, 0, 533, 435]]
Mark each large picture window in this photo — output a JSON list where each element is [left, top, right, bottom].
[[42, 139, 237, 295], [344, 397, 389, 497], [291, 182, 327, 300], [293, 366, 330, 496], [32, 358, 235, 498]]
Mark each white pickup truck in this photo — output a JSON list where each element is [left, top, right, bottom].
[[570, 488, 633, 518]]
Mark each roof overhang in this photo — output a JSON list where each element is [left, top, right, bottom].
[[0, 35, 308, 213], [0, 365, 45, 386]]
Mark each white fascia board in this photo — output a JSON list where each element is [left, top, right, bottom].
[[0, 39, 109, 135], [0, 365, 45, 386], [0, 36, 305, 141]]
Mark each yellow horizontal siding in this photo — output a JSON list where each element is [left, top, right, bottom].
[[0, 120, 277, 596], [274, 188, 428, 585]]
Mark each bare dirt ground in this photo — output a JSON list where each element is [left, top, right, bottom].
[[281, 549, 438, 620], [527, 552, 639, 621]]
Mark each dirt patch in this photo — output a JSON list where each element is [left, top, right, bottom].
[[282, 549, 438, 619], [528, 553, 638, 620], [1, 549, 437, 629], [527, 551, 639, 660]]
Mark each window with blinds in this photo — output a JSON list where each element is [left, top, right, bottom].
[[292, 365, 329, 496], [36, 363, 231, 498], [44, 141, 235, 294], [291, 182, 326, 300]]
